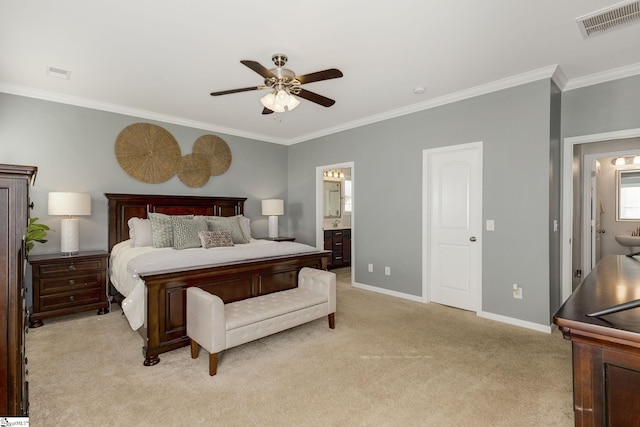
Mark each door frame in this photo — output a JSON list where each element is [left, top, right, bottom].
[[422, 141, 483, 309], [561, 127, 640, 302], [316, 161, 355, 284]]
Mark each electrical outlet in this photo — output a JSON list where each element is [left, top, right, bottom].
[[368, 263, 373, 273], [385, 266, 391, 276], [513, 284, 523, 299]]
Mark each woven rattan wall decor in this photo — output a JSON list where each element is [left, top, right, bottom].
[[193, 134, 232, 176], [114, 124, 232, 188]]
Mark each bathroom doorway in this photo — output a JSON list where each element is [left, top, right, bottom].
[[316, 162, 354, 284]]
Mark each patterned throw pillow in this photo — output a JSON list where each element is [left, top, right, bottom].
[[198, 230, 234, 249], [172, 217, 208, 250], [205, 216, 250, 244], [148, 213, 193, 248]]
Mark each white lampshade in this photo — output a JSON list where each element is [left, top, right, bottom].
[[262, 199, 284, 238], [262, 199, 284, 216], [48, 192, 91, 216], [48, 192, 91, 255]]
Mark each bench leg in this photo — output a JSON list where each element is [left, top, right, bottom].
[[190, 339, 199, 359], [209, 352, 219, 376], [328, 313, 335, 329]]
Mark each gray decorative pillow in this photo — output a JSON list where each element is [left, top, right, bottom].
[[198, 230, 234, 249], [172, 217, 208, 250], [205, 216, 250, 244], [148, 213, 193, 248]]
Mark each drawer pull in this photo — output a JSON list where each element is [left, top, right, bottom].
[[68, 264, 76, 271], [69, 295, 75, 301], [335, 242, 342, 246], [69, 279, 75, 285]]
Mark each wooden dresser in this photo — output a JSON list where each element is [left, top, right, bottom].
[[29, 251, 110, 327], [323, 229, 351, 269], [0, 164, 36, 416], [553, 255, 640, 426]]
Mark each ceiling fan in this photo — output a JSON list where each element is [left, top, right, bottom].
[[210, 53, 343, 114]]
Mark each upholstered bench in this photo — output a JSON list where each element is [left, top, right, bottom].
[[187, 267, 336, 376]]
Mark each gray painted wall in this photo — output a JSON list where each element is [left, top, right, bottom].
[[0, 93, 290, 257], [288, 79, 554, 325]]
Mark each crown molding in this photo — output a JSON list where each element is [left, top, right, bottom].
[[0, 82, 290, 145], [563, 62, 640, 91], [4, 62, 640, 146]]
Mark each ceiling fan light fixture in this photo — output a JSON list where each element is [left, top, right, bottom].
[[260, 92, 284, 112]]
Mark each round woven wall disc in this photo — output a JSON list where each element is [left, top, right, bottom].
[[115, 123, 181, 183], [177, 153, 211, 188], [192, 135, 232, 176]]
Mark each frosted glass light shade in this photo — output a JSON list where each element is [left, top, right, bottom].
[[48, 192, 91, 216]]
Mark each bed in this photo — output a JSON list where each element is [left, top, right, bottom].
[[106, 193, 330, 366]]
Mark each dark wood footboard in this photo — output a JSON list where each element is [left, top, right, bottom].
[[140, 252, 328, 366]]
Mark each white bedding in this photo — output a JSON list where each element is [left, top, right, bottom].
[[109, 239, 321, 330]]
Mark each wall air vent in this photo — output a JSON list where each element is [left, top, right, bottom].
[[577, 0, 640, 38]]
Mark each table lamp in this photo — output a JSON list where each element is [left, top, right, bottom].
[[48, 192, 91, 255], [261, 199, 284, 238]]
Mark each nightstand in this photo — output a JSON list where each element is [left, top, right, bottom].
[[29, 250, 110, 327], [257, 236, 296, 242]]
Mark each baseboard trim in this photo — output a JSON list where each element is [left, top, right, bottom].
[[477, 311, 552, 334], [352, 281, 552, 333], [352, 281, 426, 303]]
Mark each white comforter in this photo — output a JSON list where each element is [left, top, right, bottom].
[[110, 239, 321, 330]]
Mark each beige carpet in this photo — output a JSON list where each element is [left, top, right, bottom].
[[26, 268, 574, 426]]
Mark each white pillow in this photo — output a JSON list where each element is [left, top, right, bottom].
[[128, 217, 153, 247]]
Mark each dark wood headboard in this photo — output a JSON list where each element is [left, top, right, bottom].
[[105, 193, 247, 251]]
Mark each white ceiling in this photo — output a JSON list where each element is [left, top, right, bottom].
[[2, 0, 640, 145]]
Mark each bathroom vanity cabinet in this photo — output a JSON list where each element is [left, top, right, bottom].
[[323, 229, 350, 269]]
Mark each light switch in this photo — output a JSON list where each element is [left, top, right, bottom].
[[486, 220, 495, 231]]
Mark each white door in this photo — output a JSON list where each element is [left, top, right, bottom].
[[424, 143, 482, 311]]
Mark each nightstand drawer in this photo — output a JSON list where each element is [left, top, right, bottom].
[[39, 273, 103, 295], [35, 258, 105, 276], [39, 288, 103, 311]]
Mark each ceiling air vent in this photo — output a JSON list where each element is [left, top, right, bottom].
[[577, 0, 640, 38]]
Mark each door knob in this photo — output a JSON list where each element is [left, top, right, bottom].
[[469, 236, 477, 242]]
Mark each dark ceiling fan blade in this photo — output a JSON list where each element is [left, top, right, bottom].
[[262, 107, 274, 115], [240, 60, 276, 79], [296, 88, 336, 107], [210, 86, 263, 96], [295, 68, 343, 85]]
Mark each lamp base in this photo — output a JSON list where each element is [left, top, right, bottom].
[[268, 215, 279, 238], [60, 218, 80, 255]]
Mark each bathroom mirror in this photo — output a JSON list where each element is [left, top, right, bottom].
[[617, 169, 640, 221], [324, 181, 341, 218]]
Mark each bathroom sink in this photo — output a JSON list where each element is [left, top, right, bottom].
[[615, 234, 640, 247]]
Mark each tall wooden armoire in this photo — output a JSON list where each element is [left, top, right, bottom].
[[1, 164, 36, 416]]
